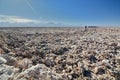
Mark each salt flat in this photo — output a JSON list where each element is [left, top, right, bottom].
[[0, 27, 120, 80]]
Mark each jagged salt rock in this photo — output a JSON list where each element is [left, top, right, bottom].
[[0, 57, 7, 64]]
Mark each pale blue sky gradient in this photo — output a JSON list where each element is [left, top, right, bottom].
[[0, 0, 120, 27]]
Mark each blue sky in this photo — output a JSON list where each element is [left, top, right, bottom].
[[0, 0, 120, 27]]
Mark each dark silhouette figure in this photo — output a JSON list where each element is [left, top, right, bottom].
[[84, 26, 88, 32]]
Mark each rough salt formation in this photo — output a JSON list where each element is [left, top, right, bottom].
[[0, 27, 120, 80]]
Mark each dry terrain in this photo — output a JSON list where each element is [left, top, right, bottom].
[[0, 27, 120, 80]]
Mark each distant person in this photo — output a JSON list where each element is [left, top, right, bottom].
[[84, 26, 88, 32], [85, 26, 87, 29]]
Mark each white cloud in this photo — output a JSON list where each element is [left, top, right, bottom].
[[0, 15, 43, 24], [0, 15, 68, 27]]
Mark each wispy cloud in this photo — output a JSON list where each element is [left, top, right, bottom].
[[0, 15, 43, 23], [24, 0, 37, 16], [0, 15, 67, 27]]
